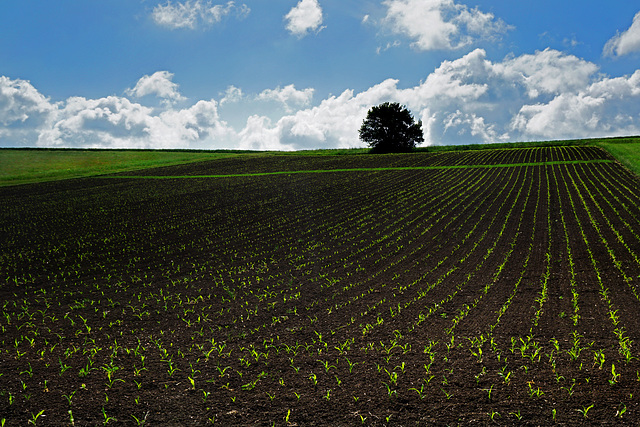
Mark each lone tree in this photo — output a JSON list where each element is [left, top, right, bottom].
[[359, 102, 424, 153]]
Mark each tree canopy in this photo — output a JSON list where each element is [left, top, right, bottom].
[[359, 102, 424, 153]]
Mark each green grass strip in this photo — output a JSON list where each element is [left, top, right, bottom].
[[105, 159, 614, 179], [597, 141, 640, 177], [0, 149, 240, 186]]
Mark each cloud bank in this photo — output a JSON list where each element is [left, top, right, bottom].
[[35, 96, 232, 149], [2, 49, 640, 150]]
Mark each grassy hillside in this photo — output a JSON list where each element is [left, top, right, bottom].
[[595, 137, 640, 176], [1, 136, 639, 186], [0, 149, 241, 186]]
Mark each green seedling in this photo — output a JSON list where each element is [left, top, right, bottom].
[[616, 403, 627, 418], [609, 363, 621, 385], [102, 406, 116, 425], [308, 373, 317, 386], [577, 404, 594, 419], [28, 410, 45, 426], [131, 411, 149, 426], [409, 383, 426, 399]]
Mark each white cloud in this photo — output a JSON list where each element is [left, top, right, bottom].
[[257, 84, 314, 112], [443, 110, 499, 141], [153, 1, 199, 29], [511, 70, 640, 139], [37, 96, 154, 148], [125, 71, 185, 104], [496, 48, 598, 97], [382, 0, 511, 50], [245, 79, 402, 150], [35, 96, 234, 149], [3, 51, 640, 150], [0, 75, 235, 149], [0, 77, 57, 145], [152, 0, 249, 30], [0, 76, 55, 126], [236, 49, 640, 149], [393, 48, 607, 143], [376, 41, 401, 54], [238, 115, 285, 150], [284, 0, 324, 37], [153, 99, 234, 147], [604, 11, 640, 57], [219, 85, 244, 105]]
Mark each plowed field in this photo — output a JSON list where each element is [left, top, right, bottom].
[[2, 146, 640, 425]]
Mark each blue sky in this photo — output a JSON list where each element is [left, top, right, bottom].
[[2, 1, 640, 150]]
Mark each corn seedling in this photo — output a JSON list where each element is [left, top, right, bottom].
[[408, 383, 426, 399], [28, 410, 45, 426], [615, 402, 627, 418], [609, 363, 621, 385], [484, 384, 494, 400], [102, 407, 116, 425], [131, 411, 149, 426], [577, 404, 594, 419]]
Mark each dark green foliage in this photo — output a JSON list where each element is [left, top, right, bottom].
[[359, 102, 424, 153]]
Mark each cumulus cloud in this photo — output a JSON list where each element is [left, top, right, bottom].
[[35, 96, 234, 149], [152, 0, 249, 30], [238, 115, 283, 150], [0, 77, 55, 126], [382, 0, 511, 50], [284, 0, 324, 37], [125, 71, 185, 104], [604, 11, 640, 57], [411, 49, 640, 142], [219, 85, 244, 105], [237, 49, 640, 149], [257, 84, 314, 112], [495, 49, 598, 97], [241, 79, 403, 150], [511, 70, 640, 139], [0, 74, 234, 149], [0, 77, 57, 145], [152, 99, 233, 147], [0, 74, 235, 149], [3, 51, 640, 150], [37, 96, 154, 148]]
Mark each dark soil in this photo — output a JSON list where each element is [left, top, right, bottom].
[[1, 147, 640, 426]]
